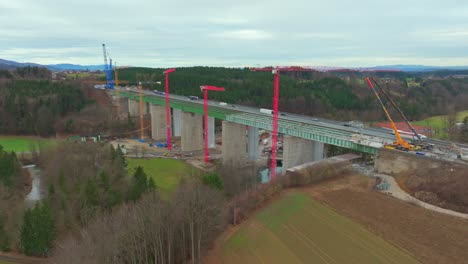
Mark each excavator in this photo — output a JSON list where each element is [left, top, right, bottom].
[[365, 78, 418, 151]]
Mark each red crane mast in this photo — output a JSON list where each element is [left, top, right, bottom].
[[164, 68, 176, 150], [250, 66, 316, 181], [200, 85, 225, 163]]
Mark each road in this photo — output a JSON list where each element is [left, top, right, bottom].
[[117, 86, 468, 152]]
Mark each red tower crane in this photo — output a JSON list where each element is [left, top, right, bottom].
[[250, 66, 316, 182], [164, 68, 176, 151], [200, 85, 225, 163]]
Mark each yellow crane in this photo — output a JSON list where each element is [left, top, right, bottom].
[[365, 78, 413, 151]]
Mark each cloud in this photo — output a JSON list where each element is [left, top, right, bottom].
[[214, 29, 273, 40], [1, 0, 468, 66]]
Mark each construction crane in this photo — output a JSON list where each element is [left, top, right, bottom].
[[250, 66, 316, 181], [164, 68, 176, 151], [101, 44, 114, 89], [370, 78, 423, 142], [365, 78, 413, 151], [200, 85, 225, 164]]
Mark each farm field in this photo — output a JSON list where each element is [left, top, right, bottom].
[[214, 192, 420, 264], [0, 136, 57, 152], [414, 110, 468, 139], [127, 158, 199, 194]]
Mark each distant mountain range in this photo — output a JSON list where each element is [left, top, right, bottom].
[[2, 58, 468, 72], [0, 58, 105, 71]]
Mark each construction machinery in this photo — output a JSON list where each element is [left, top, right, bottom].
[[101, 44, 114, 89], [164, 68, 176, 151], [200, 85, 225, 164], [365, 78, 415, 151], [250, 66, 316, 181], [370, 78, 423, 142], [451, 143, 468, 161]]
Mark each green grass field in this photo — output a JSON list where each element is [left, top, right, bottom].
[[220, 192, 420, 264], [0, 136, 57, 152], [127, 158, 199, 194], [413, 110, 468, 139]]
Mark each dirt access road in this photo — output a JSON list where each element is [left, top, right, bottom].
[[301, 174, 468, 264]]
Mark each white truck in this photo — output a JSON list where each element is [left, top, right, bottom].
[[260, 108, 273, 115], [219, 102, 227, 106]]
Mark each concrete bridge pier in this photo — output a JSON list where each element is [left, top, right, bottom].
[[247, 126, 259, 160], [128, 99, 139, 117], [181, 112, 204, 152], [150, 105, 166, 140], [282, 136, 323, 172], [222, 121, 247, 166], [172, 109, 182, 137], [208, 116, 215, 148]]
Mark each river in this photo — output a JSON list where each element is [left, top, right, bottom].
[[24, 166, 45, 207]]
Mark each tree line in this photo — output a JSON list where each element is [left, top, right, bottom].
[[116, 67, 468, 122]]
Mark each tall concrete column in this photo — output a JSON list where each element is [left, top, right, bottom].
[[150, 104, 166, 140], [247, 126, 259, 160], [172, 109, 182, 137], [283, 136, 316, 171], [312, 141, 324, 161], [208, 117, 215, 148], [128, 99, 139, 117], [181, 112, 203, 152], [222, 121, 247, 166]]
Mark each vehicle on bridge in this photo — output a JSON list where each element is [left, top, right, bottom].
[[388, 129, 427, 141], [260, 108, 273, 115], [219, 102, 227, 106], [188, 96, 199, 100]]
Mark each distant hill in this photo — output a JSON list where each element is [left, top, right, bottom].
[[2, 58, 468, 73], [368, 65, 468, 72], [0, 58, 43, 70], [0, 58, 105, 71]]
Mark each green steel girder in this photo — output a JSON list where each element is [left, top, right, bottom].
[[118, 91, 378, 154], [119, 91, 236, 120], [226, 114, 378, 154]]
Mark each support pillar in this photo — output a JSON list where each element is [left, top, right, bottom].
[[247, 126, 259, 160], [128, 99, 139, 117], [222, 121, 247, 166], [172, 109, 182, 137], [282, 136, 316, 172], [208, 116, 215, 148], [150, 104, 166, 140], [312, 141, 324, 161], [181, 112, 203, 152]]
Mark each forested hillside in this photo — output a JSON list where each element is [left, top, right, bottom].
[[118, 67, 468, 121], [0, 79, 86, 136]]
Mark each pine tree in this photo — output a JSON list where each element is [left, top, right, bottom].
[[20, 202, 56, 256]]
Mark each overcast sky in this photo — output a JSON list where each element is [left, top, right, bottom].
[[1, 0, 468, 67]]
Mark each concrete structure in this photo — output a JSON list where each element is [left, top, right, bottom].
[[282, 136, 324, 172], [222, 121, 247, 166], [247, 127, 259, 160], [128, 99, 139, 117], [181, 112, 204, 151], [375, 148, 468, 175], [208, 116, 215, 148], [150, 105, 166, 140], [172, 109, 182, 137]]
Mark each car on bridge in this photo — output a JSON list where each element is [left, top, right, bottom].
[[188, 96, 199, 100]]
